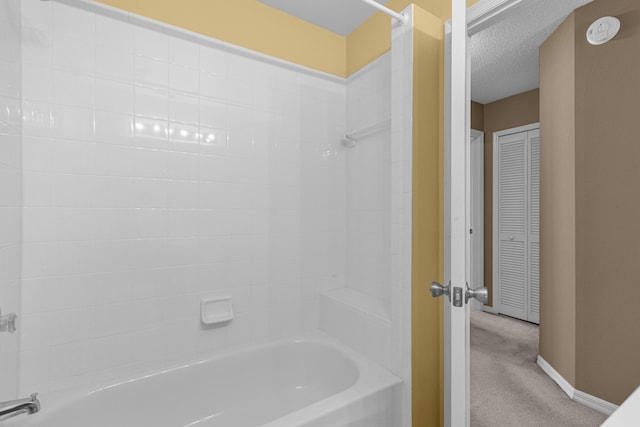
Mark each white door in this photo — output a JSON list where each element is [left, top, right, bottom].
[[438, 1, 540, 426], [493, 125, 540, 323], [433, 0, 483, 426]]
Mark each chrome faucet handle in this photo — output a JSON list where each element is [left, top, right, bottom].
[[0, 307, 17, 333]]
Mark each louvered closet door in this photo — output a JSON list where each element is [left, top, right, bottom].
[[495, 127, 540, 324], [527, 129, 540, 324], [496, 132, 528, 321]]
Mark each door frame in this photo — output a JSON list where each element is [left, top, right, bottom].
[[444, 0, 532, 425], [467, 129, 484, 312], [491, 122, 539, 316]]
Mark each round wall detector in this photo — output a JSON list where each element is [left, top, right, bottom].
[[586, 16, 621, 45]]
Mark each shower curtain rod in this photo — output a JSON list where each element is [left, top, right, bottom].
[[358, 0, 406, 23]]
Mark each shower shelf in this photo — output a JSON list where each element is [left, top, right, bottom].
[[322, 288, 390, 322]]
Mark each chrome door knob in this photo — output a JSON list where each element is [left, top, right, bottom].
[[430, 281, 451, 299], [465, 283, 488, 305]]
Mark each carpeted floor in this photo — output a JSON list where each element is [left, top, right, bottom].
[[471, 310, 609, 427]]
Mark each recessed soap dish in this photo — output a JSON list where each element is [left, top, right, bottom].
[[201, 296, 233, 326]]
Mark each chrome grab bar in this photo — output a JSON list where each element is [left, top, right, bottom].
[[0, 393, 41, 422]]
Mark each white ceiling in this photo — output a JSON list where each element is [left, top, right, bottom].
[[258, 0, 390, 37], [471, 0, 593, 104], [258, 0, 594, 104]]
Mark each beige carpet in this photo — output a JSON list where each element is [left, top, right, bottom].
[[471, 310, 609, 427]]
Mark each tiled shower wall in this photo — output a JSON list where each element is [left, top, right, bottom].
[[0, 0, 22, 401], [345, 54, 392, 309], [19, 0, 346, 394]]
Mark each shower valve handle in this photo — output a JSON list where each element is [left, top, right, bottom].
[[0, 307, 17, 333]]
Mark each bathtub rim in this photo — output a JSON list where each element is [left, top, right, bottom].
[[9, 330, 401, 426]]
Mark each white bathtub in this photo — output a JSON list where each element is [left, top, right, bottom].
[[9, 334, 401, 427]]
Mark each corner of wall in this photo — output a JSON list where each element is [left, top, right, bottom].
[[411, 5, 445, 426], [538, 10, 576, 386]]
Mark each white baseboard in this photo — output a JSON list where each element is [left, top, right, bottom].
[[574, 390, 619, 416], [537, 355, 618, 416]]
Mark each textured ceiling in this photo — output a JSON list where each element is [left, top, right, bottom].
[[258, 0, 390, 36], [471, 0, 593, 104], [259, 0, 595, 103]]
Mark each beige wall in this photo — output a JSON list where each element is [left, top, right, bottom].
[[573, 0, 640, 404], [470, 101, 484, 131], [540, 0, 640, 405], [471, 90, 540, 306], [539, 14, 577, 386]]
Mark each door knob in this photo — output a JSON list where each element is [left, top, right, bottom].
[[430, 281, 450, 299], [465, 282, 488, 305]]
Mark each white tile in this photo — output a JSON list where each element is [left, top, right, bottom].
[[197, 155, 226, 183], [130, 298, 164, 329], [169, 36, 199, 68], [93, 302, 134, 337], [52, 2, 94, 44], [23, 65, 52, 103], [93, 176, 135, 209], [93, 208, 134, 241], [93, 239, 135, 273], [18, 348, 51, 394], [170, 64, 199, 95], [200, 71, 227, 100], [52, 70, 94, 108], [86, 334, 133, 372], [51, 105, 94, 142], [168, 122, 200, 153], [135, 55, 168, 88], [95, 79, 134, 114], [167, 180, 198, 209], [133, 147, 167, 179], [134, 208, 167, 239], [22, 101, 51, 138], [197, 236, 227, 264], [49, 308, 94, 346], [50, 208, 94, 242], [199, 99, 227, 129], [198, 126, 227, 156], [197, 210, 229, 236], [134, 26, 168, 62], [133, 178, 168, 208], [50, 139, 94, 175], [96, 47, 135, 82], [168, 151, 198, 181], [167, 209, 199, 237], [199, 46, 227, 75], [22, 136, 53, 173], [227, 314, 252, 349], [53, 173, 95, 208], [92, 143, 134, 176], [52, 37, 95, 75], [135, 85, 168, 119], [134, 116, 169, 150], [94, 111, 134, 146], [23, 171, 54, 207], [169, 93, 199, 124], [198, 182, 227, 209], [95, 14, 133, 53]]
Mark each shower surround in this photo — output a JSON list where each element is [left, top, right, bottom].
[[7, 2, 414, 424], [19, 0, 347, 394]]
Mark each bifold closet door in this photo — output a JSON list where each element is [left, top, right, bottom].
[[495, 127, 539, 324], [527, 130, 540, 324]]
